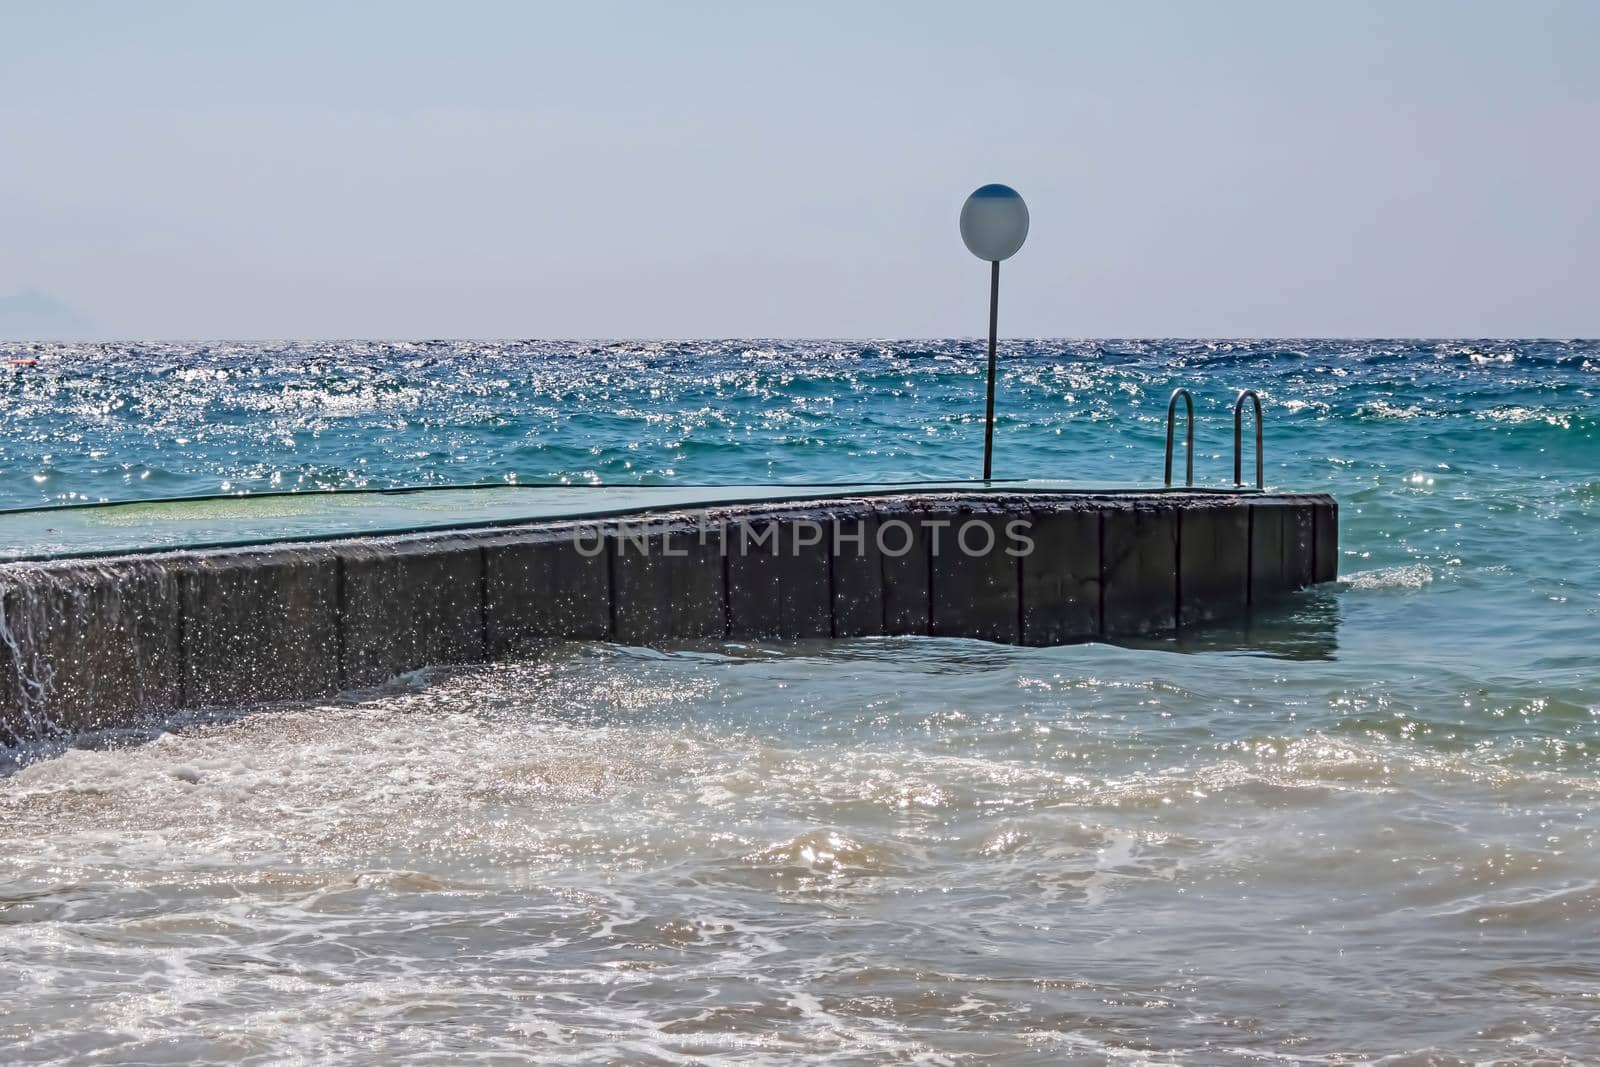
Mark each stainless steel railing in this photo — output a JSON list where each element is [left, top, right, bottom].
[[1164, 388, 1194, 487], [1233, 389, 1264, 489]]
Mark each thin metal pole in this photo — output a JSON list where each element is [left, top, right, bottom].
[[982, 259, 999, 481]]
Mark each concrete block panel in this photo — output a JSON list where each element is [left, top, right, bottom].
[[1288, 504, 1316, 590], [611, 518, 726, 644], [338, 536, 485, 687], [1313, 497, 1339, 583], [485, 525, 611, 654], [1249, 501, 1292, 604], [1249, 502, 1278, 603], [1178, 504, 1250, 629], [726, 513, 833, 640], [930, 509, 1020, 643], [829, 512, 883, 638], [1102, 504, 1178, 637], [870, 501, 932, 636], [0, 559, 183, 739], [181, 546, 340, 708], [1021, 507, 1101, 645], [0, 596, 16, 738]]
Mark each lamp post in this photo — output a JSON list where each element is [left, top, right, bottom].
[[959, 183, 1029, 481]]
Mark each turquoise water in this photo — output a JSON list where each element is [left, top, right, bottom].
[[0, 338, 1585, 502], [2, 339, 1598, 1063]]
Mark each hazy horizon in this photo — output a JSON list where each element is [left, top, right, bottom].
[[4, 0, 1597, 340], [5, 334, 1596, 345]]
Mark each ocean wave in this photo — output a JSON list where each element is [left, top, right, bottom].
[[1340, 564, 1435, 591]]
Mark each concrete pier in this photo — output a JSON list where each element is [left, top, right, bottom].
[[0, 489, 1336, 743]]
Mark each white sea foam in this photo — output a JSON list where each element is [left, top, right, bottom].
[[3, 641, 1597, 1063], [1341, 563, 1435, 591]]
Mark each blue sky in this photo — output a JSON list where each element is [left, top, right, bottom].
[[2, 0, 1596, 339]]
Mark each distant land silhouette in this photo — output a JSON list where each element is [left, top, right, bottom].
[[0, 290, 99, 341]]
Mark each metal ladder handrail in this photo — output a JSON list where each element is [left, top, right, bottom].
[[1164, 388, 1194, 487], [1233, 389, 1264, 488]]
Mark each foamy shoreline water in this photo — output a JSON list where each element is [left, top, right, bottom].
[[2, 340, 1596, 1062]]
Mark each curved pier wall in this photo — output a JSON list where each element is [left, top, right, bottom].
[[0, 491, 1336, 743]]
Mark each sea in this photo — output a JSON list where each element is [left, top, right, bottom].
[[0, 339, 1596, 1064]]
